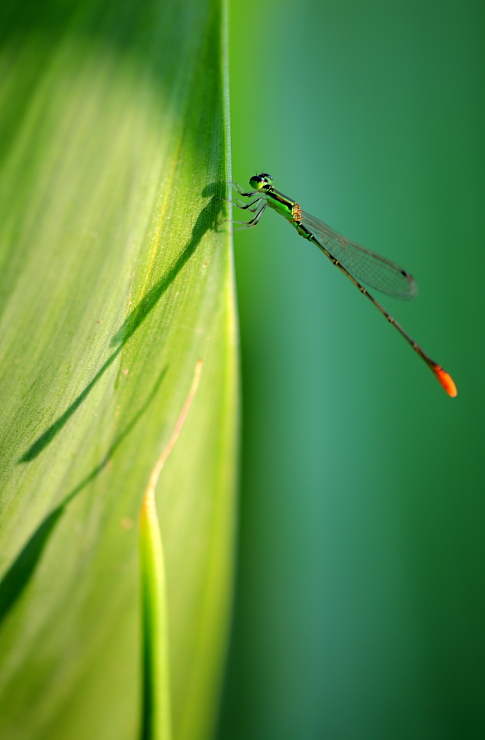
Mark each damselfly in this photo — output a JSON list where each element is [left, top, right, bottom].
[[231, 173, 456, 397]]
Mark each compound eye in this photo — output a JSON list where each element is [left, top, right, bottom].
[[260, 172, 273, 183], [249, 175, 264, 190]]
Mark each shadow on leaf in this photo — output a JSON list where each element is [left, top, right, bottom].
[[1, 365, 167, 624], [19, 182, 224, 463]]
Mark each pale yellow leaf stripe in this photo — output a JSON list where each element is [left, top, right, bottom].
[[139, 359, 203, 740]]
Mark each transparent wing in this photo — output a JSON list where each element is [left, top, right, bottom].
[[301, 210, 417, 299]]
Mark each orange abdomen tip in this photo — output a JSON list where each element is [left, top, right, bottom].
[[432, 365, 458, 397]]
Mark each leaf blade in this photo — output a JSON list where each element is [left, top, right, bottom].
[[0, 1, 237, 738]]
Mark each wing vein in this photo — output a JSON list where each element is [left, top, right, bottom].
[[301, 210, 417, 299]]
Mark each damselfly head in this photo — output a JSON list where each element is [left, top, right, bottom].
[[249, 172, 273, 189]]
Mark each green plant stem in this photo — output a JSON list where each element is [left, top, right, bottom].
[[139, 360, 203, 740]]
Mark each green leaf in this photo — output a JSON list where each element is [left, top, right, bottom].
[[0, 1, 237, 739]]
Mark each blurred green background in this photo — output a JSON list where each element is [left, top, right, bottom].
[[218, 0, 485, 738]]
